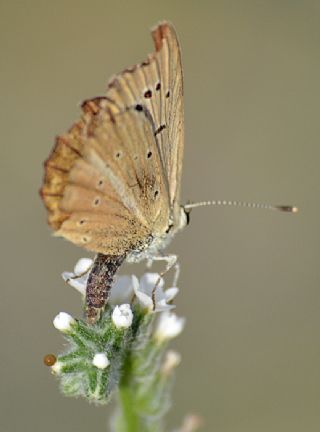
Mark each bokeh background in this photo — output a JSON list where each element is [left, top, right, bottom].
[[1, 1, 319, 431]]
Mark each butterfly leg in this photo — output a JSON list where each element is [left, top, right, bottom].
[[146, 258, 153, 269], [150, 254, 180, 286], [172, 258, 180, 287], [152, 254, 180, 286], [64, 262, 94, 285], [148, 254, 180, 309], [86, 253, 125, 324]]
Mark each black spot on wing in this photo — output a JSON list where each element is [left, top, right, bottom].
[[155, 124, 166, 136], [144, 90, 152, 98]]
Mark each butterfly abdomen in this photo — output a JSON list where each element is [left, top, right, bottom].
[[86, 253, 126, 324]]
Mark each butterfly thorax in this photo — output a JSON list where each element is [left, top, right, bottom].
[[126, 205, 187, 263]]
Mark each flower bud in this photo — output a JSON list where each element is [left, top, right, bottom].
[[161, 350, 181, 375], [53, 312, 75, 333], [112, 304, 133, 329], [51, 361, 62, 375], [154, 312, 185, 343], [92, 353, 110, 369]]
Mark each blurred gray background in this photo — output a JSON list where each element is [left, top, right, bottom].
[[1, 1, 319, 431]]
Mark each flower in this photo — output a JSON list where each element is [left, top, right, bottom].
[[161, 350, 181, 375], [62, 259, 179, 314], [112, 304, 133, 329], [154, 312, 185, 342], [62, 257, 93, 295], [62, 258, 134, 304], [51, 361, 63, 375], [53, 312, 75, 333], [176, 414, 203, 432], [74, 258, 93, 275], [109, 276, 134, 305], [92, 353, 110, 369], [132, 273, 179, 313]]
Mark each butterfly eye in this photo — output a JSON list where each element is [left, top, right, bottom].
[[78, 219, 86, 226], [144, 89, 152, 98], [156, 82, 161, 91], [185, 211, 191, 226], [115, 151, 122, 159], [147, 151, 152, 159], [135, 104, 143, 111]]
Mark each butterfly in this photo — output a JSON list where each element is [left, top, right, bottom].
[[41, 22, 187, 323], [41, 22, 297, 323]]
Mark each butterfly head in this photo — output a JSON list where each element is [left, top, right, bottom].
[[172, 205, 191, 233]]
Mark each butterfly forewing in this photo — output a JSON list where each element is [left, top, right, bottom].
[[105, 22, 184, 217]]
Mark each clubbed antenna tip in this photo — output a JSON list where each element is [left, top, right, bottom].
[[276, 205, 298, 213]]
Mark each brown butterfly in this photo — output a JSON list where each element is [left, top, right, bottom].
[[41, 22, 297, 323], [41, 22, 187, 323]]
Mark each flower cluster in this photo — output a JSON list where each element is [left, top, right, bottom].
[[62, 260, 180, 314], [48, 258, 185, 410]]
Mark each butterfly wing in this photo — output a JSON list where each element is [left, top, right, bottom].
[[41, 99, 170, 255], [105, 22, 184, 218]]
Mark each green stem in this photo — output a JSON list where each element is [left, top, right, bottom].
[[116, 382, 163, 432], [112, 313, 170, 432], [117, 385, 140, 432]]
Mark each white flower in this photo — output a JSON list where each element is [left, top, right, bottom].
[[154, 312, 185, 342], [112, 304, 133, 328], [51, 361, 63, 375], [92, 353, 110, 369], [62, 257, 93, 295], [132, 273, 179, 313], [161, 350, 181, 375], [62, 259, 135, 304], [74, 257, 93, 274], [109, 276, 134, 305], [53, 312, 75, 333], [174, 414, 203, 432], [62, 263, 179, 314]]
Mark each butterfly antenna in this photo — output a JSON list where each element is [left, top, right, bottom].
[[184, 200, 298, 213]]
